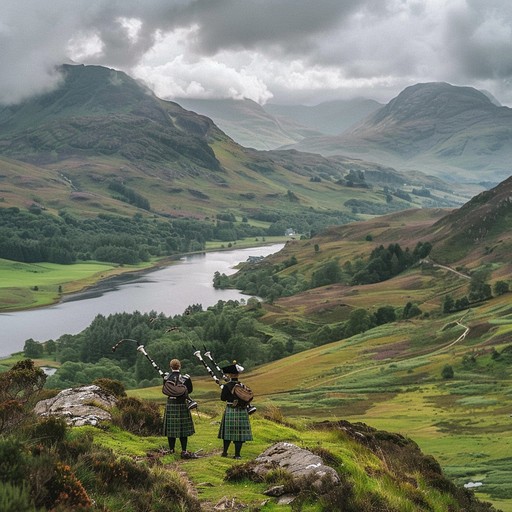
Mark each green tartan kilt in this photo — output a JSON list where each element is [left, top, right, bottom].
[[217, 405, 253, 442], [163, 401, 195, 438]]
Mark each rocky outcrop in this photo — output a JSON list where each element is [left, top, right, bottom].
[[253, 442, 340, 492], [34, 384, 118, 426]]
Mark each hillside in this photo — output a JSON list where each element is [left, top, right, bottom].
[[286, 82, 512, 183], [2, 175, 511, 509], [173, 97, 321, 150], [218, 176, 512, 510], [0, 64, 470, 225], [0, 360, 503, 511], [174, 97, 383, 150]]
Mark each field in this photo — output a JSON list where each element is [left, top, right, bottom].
[[0, 258, 147, 311], [242, 294, 512, 511]]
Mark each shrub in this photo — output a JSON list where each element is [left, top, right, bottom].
[[441, 365, 454, 379], [0, 482, 35, 512], [225, 461, 261, 482], [150, 468, 202, 512], [0, 437, 27, 484], [44, 462, 92, 510], [111, 397, 162, 436], [30, 416, 68, 446], [93, 378, 127, 398], [0, 360, 46, 434]]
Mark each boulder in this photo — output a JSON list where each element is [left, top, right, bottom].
[[253, 442, 340, 487], [34, 384, 118, 426]]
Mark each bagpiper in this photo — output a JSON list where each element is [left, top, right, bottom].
[[162, 358, 197, 459], [217, 362, 253, 459]]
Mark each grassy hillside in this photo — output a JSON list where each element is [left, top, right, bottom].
[[200, 182, 511, 510], [0, 356, 502, 511]]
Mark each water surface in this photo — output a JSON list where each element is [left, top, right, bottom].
[[0, 244, 283, 357]]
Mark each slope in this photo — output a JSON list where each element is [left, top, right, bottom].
[[173, 97, 321, 150], [265, 97, 383, 135], [0, 64, 466, 223], [218, 177, 512, 509], [286, 82, 512, 183]]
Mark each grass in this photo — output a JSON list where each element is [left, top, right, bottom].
[[0, 258, 132, 311], [87, 406, 478, 511]]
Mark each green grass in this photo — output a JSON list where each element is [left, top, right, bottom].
[[0, 258, 143, 310]]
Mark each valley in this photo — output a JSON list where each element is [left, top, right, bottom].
[[1, 63, 511, 511]]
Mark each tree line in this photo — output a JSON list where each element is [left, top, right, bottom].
[[214, 241, 432, 302], [0, 207, 266, 265]]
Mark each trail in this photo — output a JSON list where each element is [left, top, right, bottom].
[[422, 258, 471, 280]]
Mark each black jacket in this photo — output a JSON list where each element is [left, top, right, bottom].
[[220, 378, 238, 402]]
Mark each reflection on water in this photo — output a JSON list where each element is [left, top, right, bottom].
[[0, 244, 284, 357]]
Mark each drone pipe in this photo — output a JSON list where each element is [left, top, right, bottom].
[[192, 348, 221, 386], [113, 338, 167, 378]]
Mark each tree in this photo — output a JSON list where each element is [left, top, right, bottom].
[[442, 295, 454, 313], [493, 280, 509, 296], [374, 306, 396, 325], [345, 308, 374, 337], [441, 365, 454, 379], [23, 338, 44, 358], [403, 302, 422, 319], [468, 269, 492, 302], [311, 260, 342, 288]]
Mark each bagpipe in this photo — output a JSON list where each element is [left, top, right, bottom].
[[193, 345, 256, 414], [112, 338, 197, 410]]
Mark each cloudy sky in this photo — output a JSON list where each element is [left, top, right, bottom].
[[2, 0, 512, 106]]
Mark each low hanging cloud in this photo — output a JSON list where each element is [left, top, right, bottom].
[[2, 0, 512, 106]]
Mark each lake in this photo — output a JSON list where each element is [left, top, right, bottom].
[[0, 244, 284, 357]]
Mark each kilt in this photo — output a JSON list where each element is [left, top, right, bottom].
[[163, 400, 195, 438], [218, 405, 253, 442]]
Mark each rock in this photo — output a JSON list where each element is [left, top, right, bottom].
[[34, 384, 118, 426], [263, 485, 286, 497], [254, 442, 340, 486]]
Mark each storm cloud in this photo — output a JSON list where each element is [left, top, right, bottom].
[[2, 0, 512, 105]]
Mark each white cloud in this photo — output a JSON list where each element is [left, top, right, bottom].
[[2, 0, 512, 106]]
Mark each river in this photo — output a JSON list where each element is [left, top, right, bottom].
[[0, 244, 284, 358]]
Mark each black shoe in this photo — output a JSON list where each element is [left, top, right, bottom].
[[181, 451, 198, 459], [169, 449, 175, 454], [221, 452, 228, 457], [233, 456, 241, 460]]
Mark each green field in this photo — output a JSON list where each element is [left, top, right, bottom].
[[0, 259, 141, 310]]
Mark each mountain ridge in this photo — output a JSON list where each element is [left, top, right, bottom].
[[283, 82, 512, 183], [0, 64, 468, 223]]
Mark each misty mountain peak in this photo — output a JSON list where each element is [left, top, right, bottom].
[[372, 82, 495, 124]]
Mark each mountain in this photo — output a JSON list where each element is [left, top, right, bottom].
[[172, 97, 382, 150], [285, 82, 512, 183], [0, 64, 221, 171], [172, 97, 321, 150], [428, 174, 512, 264], [265, 97, 383, 135], [0, 64, 467, 223]]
